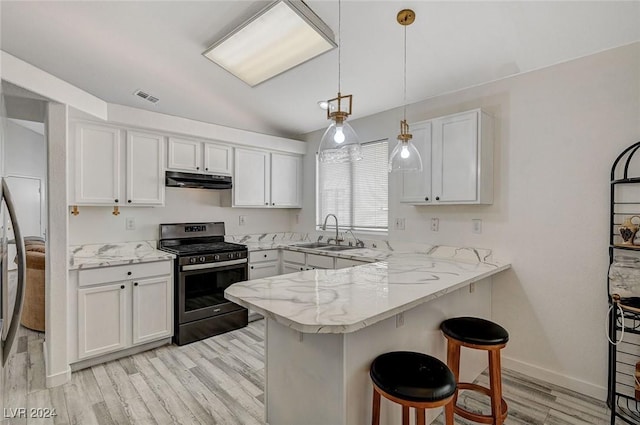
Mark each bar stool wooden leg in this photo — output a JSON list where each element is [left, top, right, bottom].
[[488, 348, 504, 425], [371, 387, 381, 425], [447, 338, 461, 406], [416, 408, 426, 425], [444, 400, 455, 425], [402, 406, 410, 425]]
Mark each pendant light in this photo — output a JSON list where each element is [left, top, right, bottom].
[[318, 0, 362, 163], [389, 9, 423, 173]]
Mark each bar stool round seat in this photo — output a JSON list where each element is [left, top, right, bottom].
[[441, 316, 509, 346], [370, 351, 456, 425], [441, 317, 509, 425]]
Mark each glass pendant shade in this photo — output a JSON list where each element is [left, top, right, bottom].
[[319, 120, 362, 163], [389, 139, 422, 172]]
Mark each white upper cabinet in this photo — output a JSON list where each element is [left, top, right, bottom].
[[126, 131, 165, 206], [400, 109, 493, 205], [74, 124, 121, 205], [72, 123, 165, 206], [203, 142, 233, 175], [234, 148, 302, 208], [234, 149, 270, 207], [270, 153, 302, 207], [167, 138, 232, 175], [167, 137, 201, 172]]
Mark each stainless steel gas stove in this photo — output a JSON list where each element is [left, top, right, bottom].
[[159, 222, 248, 345]]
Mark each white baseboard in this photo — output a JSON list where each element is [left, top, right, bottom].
[[502, 356, 607, 401], [43, 340, 71, 388]]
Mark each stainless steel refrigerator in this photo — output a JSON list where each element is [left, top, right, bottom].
[[0, 90, 27, 414]]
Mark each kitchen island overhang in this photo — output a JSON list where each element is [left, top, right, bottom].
[[225, 249, 510, 425]]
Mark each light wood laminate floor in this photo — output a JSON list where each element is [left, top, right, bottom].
[[2, 320, 623, 424]]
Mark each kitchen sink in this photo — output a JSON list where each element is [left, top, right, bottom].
[[293, 242, 332, 249], [317, 245, 360, 251]]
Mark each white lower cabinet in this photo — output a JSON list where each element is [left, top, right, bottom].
[[78, 282, 127, 359], [72, 261, 173, 362], [132, 276, 173, 345], [335, 258, 371, 269]]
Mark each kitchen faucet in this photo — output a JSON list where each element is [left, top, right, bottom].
[[322, 214, 343, 245], [344, 229, 365, 248]]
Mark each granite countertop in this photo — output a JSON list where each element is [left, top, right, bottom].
[[69, 241, 175, 270], [225, 247, 511, 334]]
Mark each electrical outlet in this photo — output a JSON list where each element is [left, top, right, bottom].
[[431, 218, 439, 232], [126, 217, 135, 230], [396, 312, 405, 328], [472, 219, 482, 234], [295, 214, 300, 224], [395, 218, 405, 230], [239, 215, 246, 226], [469, 282, 475, 293]]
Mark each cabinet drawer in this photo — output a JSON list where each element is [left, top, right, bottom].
[[249, 250, 279, 263], [306, 254, 334, 269], [282, 250, 305, 264], [79, 261, 171, 287], [282, 263, 306, 274]]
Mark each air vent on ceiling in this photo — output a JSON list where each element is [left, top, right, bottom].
[[133, 89, 159, 104]]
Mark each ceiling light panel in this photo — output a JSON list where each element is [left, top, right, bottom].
[[203, 0, 336, 87]]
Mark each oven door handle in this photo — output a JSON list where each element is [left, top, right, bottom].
[[181, 258, 247, 271]]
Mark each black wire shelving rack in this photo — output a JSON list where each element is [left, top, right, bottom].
[[608, 141, 640, 425]]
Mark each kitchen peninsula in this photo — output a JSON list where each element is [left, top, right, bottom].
[[225, 246, 510, 425]]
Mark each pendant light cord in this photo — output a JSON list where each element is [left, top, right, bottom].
[[403, 23, 407, 122], [338, 0, 342, 94]]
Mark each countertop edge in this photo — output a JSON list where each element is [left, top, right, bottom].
[[68, 254, 175, 271], [226, 262, 511, 334]]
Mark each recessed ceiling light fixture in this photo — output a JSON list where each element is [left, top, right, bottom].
[[203, 0, 336, 87]]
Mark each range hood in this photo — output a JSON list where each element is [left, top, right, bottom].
[[165, 171, 232, 190]]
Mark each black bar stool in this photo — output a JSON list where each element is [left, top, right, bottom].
[[440, 317, 509, 425], [369, 351, 456, 425]]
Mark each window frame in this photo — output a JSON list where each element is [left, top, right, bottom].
[[315, 138, 389, 234]]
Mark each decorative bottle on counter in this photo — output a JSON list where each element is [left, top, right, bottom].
[[619, 216, 640, 245]]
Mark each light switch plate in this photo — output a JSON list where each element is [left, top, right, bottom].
[[395, 218, 405, 230], [126, 217, 135, 230], [239, 215, 246, 226], [472, 219, 482, 234]]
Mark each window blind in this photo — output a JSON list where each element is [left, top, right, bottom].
[[317, 139, 388, 232]]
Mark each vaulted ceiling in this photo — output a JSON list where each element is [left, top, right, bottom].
[[1, 1, 638, 139]]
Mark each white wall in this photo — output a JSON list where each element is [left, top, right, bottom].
[[5, 119, 45, 180], [68, 187, 294, 245], [294, 42, 640, 399]]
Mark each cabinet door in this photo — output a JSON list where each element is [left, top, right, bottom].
[[78, 283, 127, 359], [167, 137, 201, 172], [282, 263, 305, 274], [432, 111, 478, 203], [203, 143, 232, 175], [270, 153, 302, 208], [249, 261, 280, 279], [75, 124, 121, 205], [126, 131, 165, 205], [400, 122, 432, 203], [234, 149, 270, 207], [132, 276, 172, 345]]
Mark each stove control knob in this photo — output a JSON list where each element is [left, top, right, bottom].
[[214, 254, 220, 261], [189, 258, 197, 264], [229, 252, 235, 259], [199, 256, 206, 262]]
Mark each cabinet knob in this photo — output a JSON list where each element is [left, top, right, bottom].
[[127, 271, 132, 275], [134, 282, 138, 286], [265, 202, 268, 205], [300, 267, 304, 270], [127, 200, 131, 203], [120, 285, 125, 289], [435, 196, 440, 201], [250, 266, 254, 269], [272, 203, 275, 206], [425, 197, 429, 201], [115, 199, 119, 203], [205, 168, 208, 171], [264, 254, 267, 258], [196, 166, 200, 170]]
